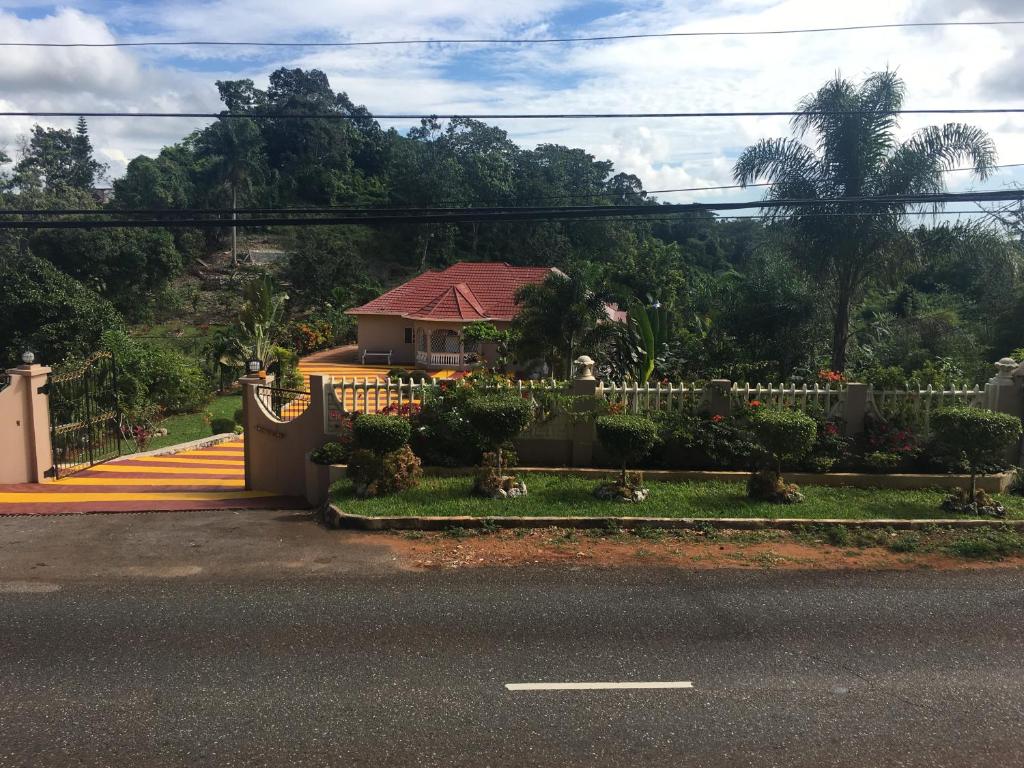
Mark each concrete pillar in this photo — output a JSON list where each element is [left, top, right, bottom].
[[843, 382, 869, 437], [570, 356, 597, 468], [986, 357, 1021, 418], [2, 364, 53, 483], [239, 373, 274, 491]]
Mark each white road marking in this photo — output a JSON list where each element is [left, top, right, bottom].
[[505, 681, 693, 691]]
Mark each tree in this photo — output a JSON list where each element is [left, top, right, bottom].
[[733, 70, 996, 371], [511, 267, 611, 378], [30, 228, 181, 320], [14, 121, 106, 192], [0, 250, 124, 365], [196, 118, 267, 265]]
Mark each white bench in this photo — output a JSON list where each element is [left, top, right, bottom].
[[361, 349, 393, 365]]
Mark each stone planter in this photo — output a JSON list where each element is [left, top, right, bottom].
[[305, 453, 330, 507]]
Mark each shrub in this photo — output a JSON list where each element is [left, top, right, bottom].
[[932, 406, 1022, 500], [210, 417, 236, 435], [386, 367, 431, 382], [651, 411, 758, 470], [101, 329, 211, 415], [353, 414, 411, 455], [233, 408, 245, 426], [311, 441, 349, 466], [596, 414, 658, 486], [747, 407, 816, 503], [346, 445, 422, 498], [749, 408, 817, 474], [466, 393, 534, 479], [411, 382, 486, 467]]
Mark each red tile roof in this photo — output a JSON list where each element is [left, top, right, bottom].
[[347, 262, 555, 322]]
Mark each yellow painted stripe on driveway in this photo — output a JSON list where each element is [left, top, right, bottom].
[[0, 490, 275, 503], [50, 477, 245, 487], [89, 464, 244, 476], [128, 456, 244, 467]]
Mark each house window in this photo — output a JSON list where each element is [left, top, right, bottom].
[[417, 329, 427, 352], [404, 327, 413, 344]]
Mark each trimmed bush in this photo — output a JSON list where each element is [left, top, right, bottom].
[[748, 407, 817, 503], [210, 417, 236, 435], [466, 393, 534, 481], [932, 406, 1022, 502], [749, 408, 817, 473], [311, 441, 349, 466], [596, 414, 658, 486], [233, 408, 245, 426], [347, 445, 422, 498], [352, 414, 411, 455]]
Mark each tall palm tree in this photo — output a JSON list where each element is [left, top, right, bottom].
[[733, 70, 996, 371], [200, 118, 266, 266], [513, 268, 610, 378]]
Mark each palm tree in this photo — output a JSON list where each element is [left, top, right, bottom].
[[733, 70, 996, 371], [512, 268, 610, 378], [200, 118, 266, 266]]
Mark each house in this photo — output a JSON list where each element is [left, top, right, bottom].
[[346, 262, 556, 370]]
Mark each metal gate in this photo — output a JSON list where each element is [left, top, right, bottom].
[[47, 352, 123, 478]]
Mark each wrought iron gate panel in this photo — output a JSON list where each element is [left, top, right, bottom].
[[48, 352, 122, 478]]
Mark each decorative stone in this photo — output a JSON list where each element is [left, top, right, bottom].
[[941, 489, 1006, 518], [594, 482, 649, 503], [475, 475, 527, 499]]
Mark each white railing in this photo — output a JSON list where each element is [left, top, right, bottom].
[[429, 352, 463, 367], [329, 376, 997, 439], [598, 381, 704, 413], [415, 350, 429, 366]]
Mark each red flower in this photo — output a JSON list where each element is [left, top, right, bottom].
[[749, 400, 762, 408], [824, 423, 839, 436], [711, 414, 724, 423]]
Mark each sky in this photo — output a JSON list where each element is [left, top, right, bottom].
[[1, 0, 1023, 211]]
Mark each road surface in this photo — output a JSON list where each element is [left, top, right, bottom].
[[0, 511, 1021, 767]]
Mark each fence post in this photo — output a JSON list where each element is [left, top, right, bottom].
[[987, 357, 1024, 466], [843, 382, 869, 437], [707, 379, 732, 417], [570, 356, 598, 468], [4, 363, 53, 482]]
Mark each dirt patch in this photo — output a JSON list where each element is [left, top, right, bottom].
[[369, 527, 1024, 571]]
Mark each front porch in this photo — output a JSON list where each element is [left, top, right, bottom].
[[413, 324, 483, 371]]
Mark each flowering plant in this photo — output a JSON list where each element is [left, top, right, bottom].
[[817, 369, 846, 384]]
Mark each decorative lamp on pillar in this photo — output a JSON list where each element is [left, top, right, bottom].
[[21, 350, 35, 366], [574, 355, 595, 381], [247, 357, 262, 376]]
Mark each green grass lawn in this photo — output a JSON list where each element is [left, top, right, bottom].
[[332, 473, 1024, 520], [144, 394, 242, 452]]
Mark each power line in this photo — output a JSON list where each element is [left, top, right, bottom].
[[2, 190, 1022, 228], [4, 108, 1024, 121], [4, 175, 1023, 217], [3, 19, 1023, 47]]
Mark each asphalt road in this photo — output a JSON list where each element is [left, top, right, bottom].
[[1, 512, 1022, 767]]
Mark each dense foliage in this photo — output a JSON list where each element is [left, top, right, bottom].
[[749, 408, 818, 474], [466, 393, 534, 479]]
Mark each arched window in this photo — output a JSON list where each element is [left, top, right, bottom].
[[417, 328, 427, 352]]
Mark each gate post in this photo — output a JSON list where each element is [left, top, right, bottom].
[[6, 363, 53, 482], [239, 372, 274, 491], [569, 356, 598, 468]]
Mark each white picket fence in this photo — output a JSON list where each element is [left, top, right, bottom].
[[327, 376, 994, 439]]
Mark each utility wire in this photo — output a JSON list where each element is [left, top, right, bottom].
[[3, 19, 1023, 47], [7, 162, 1021, 216], [4, 108, 1024, 120], [2, 190, 1022, 228]]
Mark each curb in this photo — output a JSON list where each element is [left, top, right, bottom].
[[119, 433, 241, 460], [323, 504, 1024, 532]]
